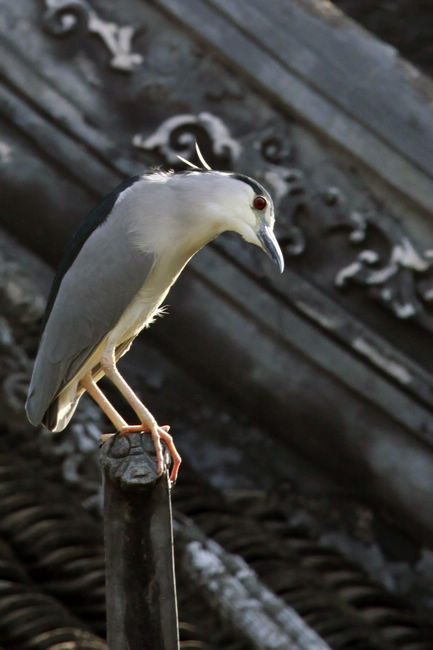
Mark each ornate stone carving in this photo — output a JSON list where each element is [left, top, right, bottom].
[[322, 194, 433, 331], [265, 166, 308, 257], [133, 112, 241, 169], [262, 148, 433, 331], [43, 0, 143, 72], [100, 432, 170, 490], [255, 132, 433, 331]]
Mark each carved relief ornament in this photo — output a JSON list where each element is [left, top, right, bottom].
[[43, 0, 143, 72]]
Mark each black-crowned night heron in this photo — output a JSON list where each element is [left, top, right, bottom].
[[26, 167, 284, 483]]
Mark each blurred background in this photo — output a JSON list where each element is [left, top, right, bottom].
[[1, 1, 433, 648]]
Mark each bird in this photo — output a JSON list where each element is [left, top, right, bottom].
[[26, 162, 284, 484]]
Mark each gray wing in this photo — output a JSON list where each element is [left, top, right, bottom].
[[26, 213, 154, 429]]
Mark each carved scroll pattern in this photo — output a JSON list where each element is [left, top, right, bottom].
[[43, 0, 143, 72], [133, 112, 242, 169], [318, 188, 433, 332], [137, 113, 433, 332]]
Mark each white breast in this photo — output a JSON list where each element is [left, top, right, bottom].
[[106, 246, 193, 348], [107, 284, 169, 346]]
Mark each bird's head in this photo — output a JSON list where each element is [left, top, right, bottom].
[[170, 170, 284, 273]]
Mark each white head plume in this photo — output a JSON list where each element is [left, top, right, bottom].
[[176, 141, 212, 171]]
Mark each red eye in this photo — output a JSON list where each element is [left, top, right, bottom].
[[253, 196, 267, 210]]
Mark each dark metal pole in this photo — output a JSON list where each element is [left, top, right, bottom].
[[100, 432, 179, 650]]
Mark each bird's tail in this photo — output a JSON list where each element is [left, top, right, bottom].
[[42, 382, 83, 431], [26, 379, 83, 432]]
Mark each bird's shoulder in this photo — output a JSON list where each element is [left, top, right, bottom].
[[43, 175, 143, 326]]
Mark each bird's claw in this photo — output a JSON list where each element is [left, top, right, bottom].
[[115, 423, 181, 485]]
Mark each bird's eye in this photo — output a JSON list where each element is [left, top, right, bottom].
[[253, 196, 267, 210]]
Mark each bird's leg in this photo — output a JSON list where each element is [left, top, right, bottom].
[[80, 373, 127, 433], [80, 374, 181, 480], [100, 346, 181, 483]]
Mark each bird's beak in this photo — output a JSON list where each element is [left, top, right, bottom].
[[257, 222, 284, 273]]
